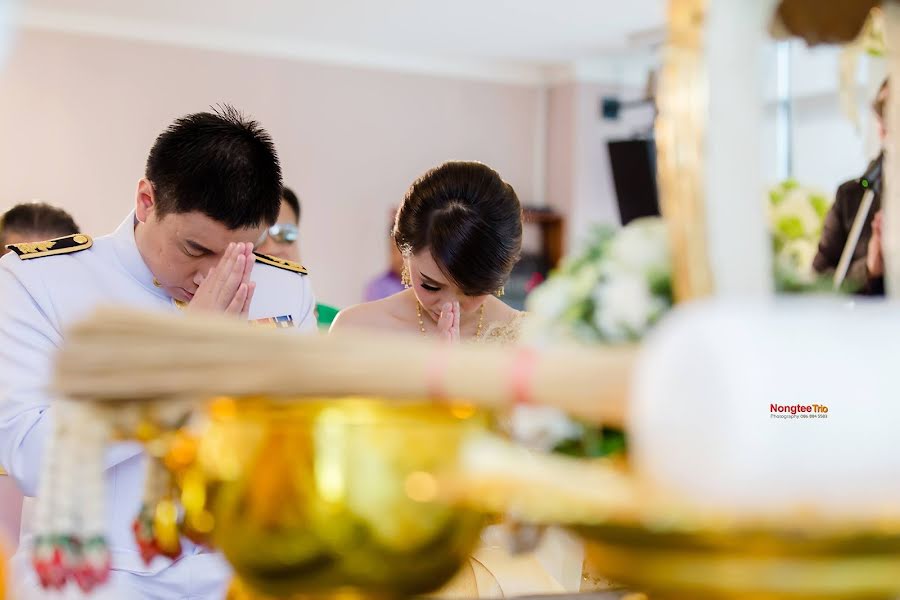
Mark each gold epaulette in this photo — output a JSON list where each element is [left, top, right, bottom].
[[5, 234, 93, 260], [252, 252, 308, 275]]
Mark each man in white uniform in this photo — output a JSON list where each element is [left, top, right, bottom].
[[0, 105, 316, 599]]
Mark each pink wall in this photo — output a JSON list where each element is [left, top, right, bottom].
[[0, 30, 541, 307], [545, 82, 576, 247]]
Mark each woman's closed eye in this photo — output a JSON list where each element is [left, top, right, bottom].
[[421, 283, 441, 292]]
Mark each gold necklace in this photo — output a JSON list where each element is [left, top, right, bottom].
[[416, 302, 485, 339]]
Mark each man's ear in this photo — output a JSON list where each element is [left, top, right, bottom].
[[135, 178, 156, 224]]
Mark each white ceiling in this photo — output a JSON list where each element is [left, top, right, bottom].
[[15, 0, 665, 83]]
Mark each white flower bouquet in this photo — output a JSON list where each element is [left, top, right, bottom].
[[526, 217, 673, 345], [520, 217, 673, 457], [767, 180, 832, 291]]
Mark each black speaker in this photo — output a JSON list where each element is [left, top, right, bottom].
[[607, 138, 660, 226]]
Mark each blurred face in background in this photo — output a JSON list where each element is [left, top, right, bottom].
[[256, 199, 300, 262], [874, 81, 889, 142], [2, 229, 45, 255], [2, 228, 76, 256]]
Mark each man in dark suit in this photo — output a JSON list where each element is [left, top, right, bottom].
[[813, 79, 888, 295]]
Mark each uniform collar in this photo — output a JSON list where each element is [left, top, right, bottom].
[[111, 211, 170, 300]]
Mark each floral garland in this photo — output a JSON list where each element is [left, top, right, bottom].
[[32, 401, 110, 591], [32, 400, 198, 593]]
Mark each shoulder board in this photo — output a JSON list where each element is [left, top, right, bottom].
[[5, 234, 93, 260], [253, 252, 308, 275]]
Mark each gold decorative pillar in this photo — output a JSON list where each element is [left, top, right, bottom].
[[655, 0, 713, 302], [656, 0, 777, 302]]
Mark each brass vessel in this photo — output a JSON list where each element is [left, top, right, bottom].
[[188, 398, 487, 599], [578, 517, 900, 599]]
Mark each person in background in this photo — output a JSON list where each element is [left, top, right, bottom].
[[256, 186, 301, 262], [0, 202, 80, 254], [0, 202, 80, 550], [256, 186, 339, 328], [363, 216, 406, 302], [813, 78, 888, 295]]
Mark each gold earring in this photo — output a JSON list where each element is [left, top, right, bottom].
[[496, 286, 505, 297], [401, 265, 411, 288]]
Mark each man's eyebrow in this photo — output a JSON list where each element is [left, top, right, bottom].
[[185, 239, 213, 254]]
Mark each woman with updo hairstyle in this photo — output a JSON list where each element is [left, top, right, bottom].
[[332, 161, 524, 342], [332, 162, 584, 596]]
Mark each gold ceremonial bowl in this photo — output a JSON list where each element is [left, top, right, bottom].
[[191, 397, 488, 599], [577, 512, 900, 599], [463, 454, 900, 600]]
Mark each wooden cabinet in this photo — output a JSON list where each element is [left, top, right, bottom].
[[505, 207, 565, 309], [523, 207, 564, 270]]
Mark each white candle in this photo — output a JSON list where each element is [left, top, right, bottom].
[[632, 298, 900, 520]]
